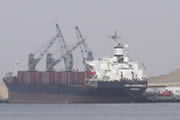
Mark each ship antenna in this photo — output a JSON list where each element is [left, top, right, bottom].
[[110, 31, 121, 43]]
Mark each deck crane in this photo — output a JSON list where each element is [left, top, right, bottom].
[[55, 24, 74, 71], [46, 39, 84, 71], [56, 24, 67, 54], [28, 33, 59, 71], [75, 26, 94, 70]]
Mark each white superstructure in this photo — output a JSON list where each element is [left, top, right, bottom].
[[85, 32, 146, 82]]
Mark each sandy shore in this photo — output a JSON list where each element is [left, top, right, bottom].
[[0, 82, 8, 102]]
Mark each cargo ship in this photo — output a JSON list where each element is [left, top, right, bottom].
[[3, 25, 148, 103]]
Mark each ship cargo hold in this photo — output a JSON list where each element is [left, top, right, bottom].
[[3, 25, 148, 103]]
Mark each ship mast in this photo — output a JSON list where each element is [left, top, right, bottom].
[[111, 31, 121, 43]]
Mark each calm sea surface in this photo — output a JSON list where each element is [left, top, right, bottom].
[[0, 103, 180, 120]]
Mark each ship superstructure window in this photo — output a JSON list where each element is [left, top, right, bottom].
[[117, 56, 124, 63]]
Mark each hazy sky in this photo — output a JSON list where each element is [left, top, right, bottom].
[[0, 0, 180, 81]]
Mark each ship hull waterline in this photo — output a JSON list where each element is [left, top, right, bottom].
[[4, 82, 147, 104]]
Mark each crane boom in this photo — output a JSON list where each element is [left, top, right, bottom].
[[28, 33, 59, 71], [75, 26, 88, 53], [46, 39, 84, 71], [75, 26, 94, 70], [56, 24, 67, 54], [39, 34, 59, 57], [55, 24, 74, 71]]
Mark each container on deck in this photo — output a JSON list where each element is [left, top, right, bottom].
[[18, 71, 25, 84], [78, 72, 85, 85], [49, 72, 55, 85], [56, 72, 63, 85], [70, 72, 75, 85], [37, 71, 43, 84], [42, 72, 49, 85], [30, 71, 37, 85]]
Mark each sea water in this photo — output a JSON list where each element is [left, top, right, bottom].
[[0, 103, 180, 120]]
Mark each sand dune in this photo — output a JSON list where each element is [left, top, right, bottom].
[[149, 69, 180, 86]]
